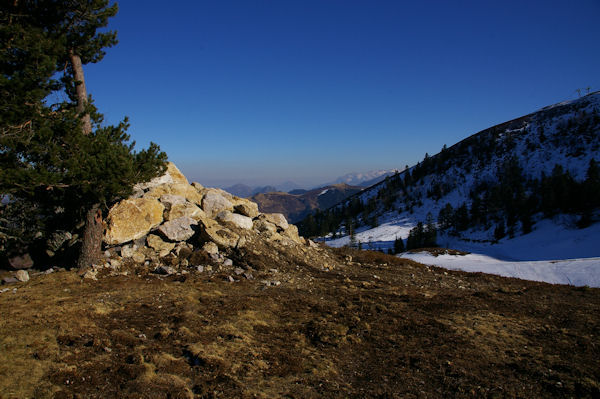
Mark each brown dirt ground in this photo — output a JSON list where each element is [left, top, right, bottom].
[[0, 242, 599, 398]]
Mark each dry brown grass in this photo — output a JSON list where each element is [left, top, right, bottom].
[[1, 242, 599, 398]]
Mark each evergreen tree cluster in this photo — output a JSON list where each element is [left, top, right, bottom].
[[1, 1, 167, 264], [438, 158, 600, 239], [405, 214, 438, 250]]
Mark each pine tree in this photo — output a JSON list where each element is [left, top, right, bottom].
[[0, 1, 167, 267], [424, 212, 438, 247], [494, 220, 506, 241], [393, 236, 404, 254]]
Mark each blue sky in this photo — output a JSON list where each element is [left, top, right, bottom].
[[85, 0, 600, 188]]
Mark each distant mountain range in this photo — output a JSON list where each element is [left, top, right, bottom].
[[224, 184, 277, 198], [224, 170, 397, 199], [250, 183, 363, 223]]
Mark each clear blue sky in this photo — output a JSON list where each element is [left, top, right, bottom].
[[85, 0, 600, 188]]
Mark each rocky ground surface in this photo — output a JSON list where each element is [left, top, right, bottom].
[[1, 242, 599, 398]]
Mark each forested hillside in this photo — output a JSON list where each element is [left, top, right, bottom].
[[299, 92, 600, 250]]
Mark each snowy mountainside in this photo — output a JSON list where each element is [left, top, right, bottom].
[[299, 92, 600, 264], [326, 169, 398, 187]]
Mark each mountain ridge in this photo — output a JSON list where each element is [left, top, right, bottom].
[[300, 92, 600, 257]]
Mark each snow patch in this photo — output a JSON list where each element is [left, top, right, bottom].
[[400, 252, 600, 288]]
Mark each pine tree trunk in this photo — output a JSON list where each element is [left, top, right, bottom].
[[69, 49, 92, 135], [77, 204, 103, 268]]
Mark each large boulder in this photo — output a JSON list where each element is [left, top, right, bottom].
[[165, 201, 206, 221], [216, 211, 253, 230], [7, 253, 34, 270], [258, 213, 289, 230], [233, 200, 260, 218], [157, 217, 198, 242], [202, 190, 234, 218], [104, 198, 164, 245], [144, 183, 204, 205], [159, 194, 187, 209], [134, 162, 189, 191], [253, 219, 278, 234], [146, 234, 176, 257], [198, 219, 239, 249], [282, 224, 304, 245]]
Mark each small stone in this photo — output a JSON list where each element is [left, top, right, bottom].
[[262, 280, 281, 287], [173, 242, 194, 258], [234, 267, 244, 275], [223, 258, 233, 267], [243, 272, 254, 280], [181, 259, 189, 268], [121, 244, 137, 258], [202, 241, 219, 255], [15, 270, 30, 282], [82, 269, 98, 280], [196, 265, 204, 273], [227, 276, 235, 282], [154, 265, 176, 275], [132, 251, 145, 263]]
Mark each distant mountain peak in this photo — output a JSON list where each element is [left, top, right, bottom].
[[328, 169, 398, 187]]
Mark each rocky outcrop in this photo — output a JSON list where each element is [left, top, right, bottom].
[[101, 162, 308, 269], [145, 183, 204, 205], [134, 162, 189, 191]]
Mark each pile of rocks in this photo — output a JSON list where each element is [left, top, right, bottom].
[[99, 163, 308, 276]]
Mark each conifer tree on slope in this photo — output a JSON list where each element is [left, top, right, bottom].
[[0, 0, 167, 267]]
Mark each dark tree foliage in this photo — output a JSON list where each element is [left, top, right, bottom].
[[393, 236, 405, 254], [406, 217, 437, 251], [0, 1, 167, 265]]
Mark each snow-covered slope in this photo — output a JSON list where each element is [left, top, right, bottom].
[[327, 169, 398, 187], [401, 252, 600, 288], [315, 92, 600, 286]]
